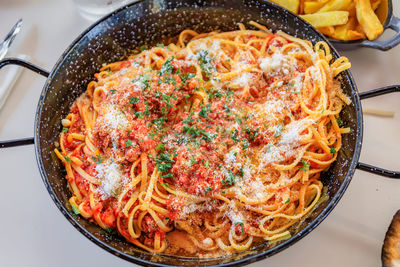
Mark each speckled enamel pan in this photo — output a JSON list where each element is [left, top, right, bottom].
[[0, 1, 399, 266]]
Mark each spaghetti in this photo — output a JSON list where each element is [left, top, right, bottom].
[[55, 22, 351, 256]]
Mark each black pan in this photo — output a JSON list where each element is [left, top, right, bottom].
[[0, 1, 399, 266]]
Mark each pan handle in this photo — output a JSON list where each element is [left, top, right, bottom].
[[0, 57, 50, 148], [0, 57, 50, 77], [359, 16, 400, 51], [356, 85, 400, 178]]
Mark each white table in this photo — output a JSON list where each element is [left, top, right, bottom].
[[0, 1, 399, 266]]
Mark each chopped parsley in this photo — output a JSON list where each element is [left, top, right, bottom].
[[156, 91, 176, 109], [71, 204, 80, 215], [64, 156, 71, 163], [234, 222, 245, 235], [222, 170, 236, 186], [242, 138, 250, 149], [92, 154, 103, 164], [144, 103, 150, 116], [132, 74, 152, 89], [105, 228, 114, 234], [230, 129, 240, 143], [182, 125, 217, 142], [336, 117, 342, 126], [129, 96, 140, 104], [226, 89, 234, 102], [139, 45, 148, 51], [300, 160, 310, 171], [284, 198, 291, 204], [62, 127, 69, 133], [159, 57, 174, 75], [134, 111, 144, 119], [157, 163, 172, 172], [179, 72, 195, 85], [156, 43, 164, 48], [197, 50, 215, 78], [164, 76, 177, 84], [244, 126, 259, 140], [206, 88, 223, 100], [330, 147, 337, 154], [152, 116, 166, 127], [126, 139, 133, 148], [199, 104, 212, 118], [109, 89, 117, 94], [205, 160, 210, 169], [234, 114, 242, 125], [156, 153, 175, 173], [274, 124, 283, 137], [156, 143, 165, 151], [161, 173, 173, 178], [204, 187, 213, 194]]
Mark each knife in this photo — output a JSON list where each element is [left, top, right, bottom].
[[0, 19, 23, 60]]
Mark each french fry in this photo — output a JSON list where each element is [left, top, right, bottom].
[[332, 17, 365, 40], [345, 2, 357, 17], [371, 0, 382, 11], [317, 0, 353, 13], [270, 0, 300, 13], [317, 26, 335, 36], [304, 1, 328, 14], [355, 0, 383, 40], [300, 11, 349, 28], [298, 0, 305, 14], [273, 0, 385, 41], [348, 30, 366, 39]]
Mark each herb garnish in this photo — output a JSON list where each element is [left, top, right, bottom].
[[129, 96, 140, 104], [234, 222, 245, 235], [197, 50, 215, 78], [204, 187, 213, 194], [126, 139, 133, 148], [300, 160, 310, 171], [274, 124, 283, 137], [92, 154, 103, 164]]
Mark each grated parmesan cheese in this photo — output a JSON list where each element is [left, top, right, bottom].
[[259, 51, 294, 75], [232, 72, 254, 87], [180, 201, 212, 217], [257, 118, 313, 171], [225, 203, 245, 226], [208, 40, 221, 56], [95, 160, 127, 199], [102, 105, 129, 131], [279, 118, 313, 145], [290, 73, 304, 93]]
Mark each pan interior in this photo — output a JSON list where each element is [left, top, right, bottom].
[[35, 0, 361, 265]]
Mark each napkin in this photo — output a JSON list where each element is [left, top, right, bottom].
[[0, 53, 29, 110]]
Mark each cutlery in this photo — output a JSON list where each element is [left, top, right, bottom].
[[0, 19, 23, 60]]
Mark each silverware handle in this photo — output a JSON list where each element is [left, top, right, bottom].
[[0, 19, 23, 59]]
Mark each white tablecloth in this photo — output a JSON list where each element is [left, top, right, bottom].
[[0, 1, 399, 266]]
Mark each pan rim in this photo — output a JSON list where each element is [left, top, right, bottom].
[[33, 0, 363, 266]]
